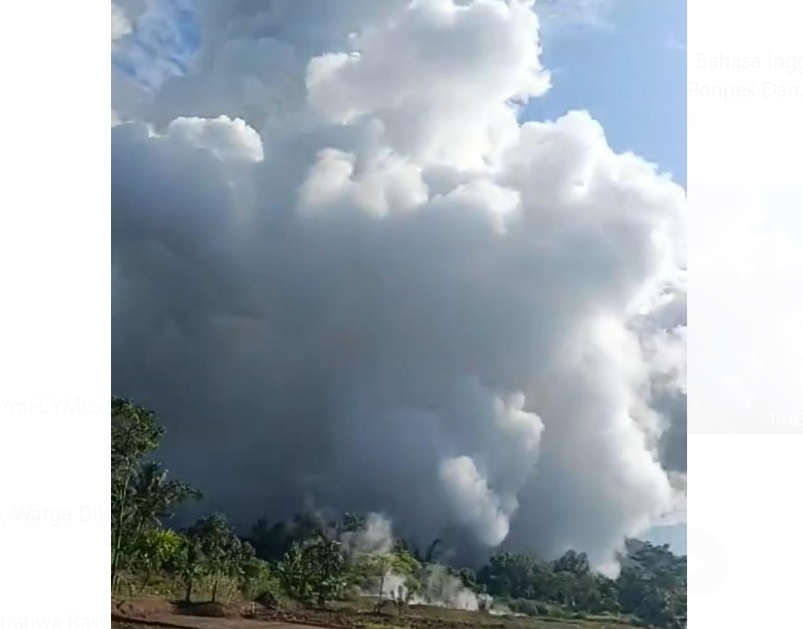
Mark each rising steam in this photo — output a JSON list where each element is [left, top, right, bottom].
[[111, 0, 687, 571]]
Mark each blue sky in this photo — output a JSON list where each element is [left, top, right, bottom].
[[114, 0, 687, 555], [112, 0, 197, 91], [532, 0, 686, 186]]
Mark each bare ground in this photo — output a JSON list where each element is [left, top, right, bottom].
[[112, 596, 634, 629]]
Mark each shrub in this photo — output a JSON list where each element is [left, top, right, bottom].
[[505, 598, 551, 617]]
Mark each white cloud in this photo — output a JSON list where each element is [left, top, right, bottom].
[[112, 0, 686, 569], [167, 116, 264, 162]]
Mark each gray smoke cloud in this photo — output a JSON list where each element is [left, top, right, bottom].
[[111, 0, 687, 570]]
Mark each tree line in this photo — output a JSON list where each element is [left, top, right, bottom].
[[111, 397, 686, 628]]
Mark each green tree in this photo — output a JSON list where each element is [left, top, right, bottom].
[[131, 462, 201, 531], [111, 397, 164, 589], [277, 537, 346, 607], [111, 398, 201, 592], [340, 512, 367, 534], [277, 541, 315, 605], [477, 551, 548, 600], [355, 549, 421, 613], [248, 517, 295, 563], [617, 540, 687, 629], [552, 549, 591, 577], [548, 571, 576, 608], [190, 513, 242, 602], [456, 566, 478, 590], [237, 544, 280, 601], [292, 512, 330, 543], [390, 578, 423, 617], [129, 460, 201, 565], [135, 528, 182, 588], [306, 537, 347, 606], [173, 531, 206, 602], [593, 573, 620, 613]]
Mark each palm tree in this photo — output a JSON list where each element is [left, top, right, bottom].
[[131, 461, 201, 541]]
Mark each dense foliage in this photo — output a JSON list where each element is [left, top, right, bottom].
[[111, 398, 686, 628]]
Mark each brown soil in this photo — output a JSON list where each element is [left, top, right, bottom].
[[112, 596, 631, 629], [114, 596, 177, 618], [175, 602, 244, 619]]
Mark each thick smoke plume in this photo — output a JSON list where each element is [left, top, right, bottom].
[[340, 513, 484, 611], [111, 0, 687, 570], [341, 513, 395, 559], [418, 565, 486, 611]]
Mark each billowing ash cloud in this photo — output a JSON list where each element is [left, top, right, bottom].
[[111, 0, 687, 569]]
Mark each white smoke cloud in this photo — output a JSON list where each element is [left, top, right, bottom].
[[418, 564, 483, 610], [340, 514, 484, 610], [341, 512, 395, 559], [112, 0, 686, 570], [439, 456, 511, 547]]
